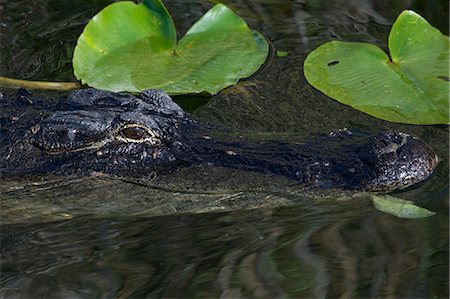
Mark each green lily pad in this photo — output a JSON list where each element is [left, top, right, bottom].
[[372, 195, 436, 219], [304, 10, 449, 124], [73, 0, 269, 95]]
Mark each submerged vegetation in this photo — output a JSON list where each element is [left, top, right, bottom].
[[371, 195, 436, 218]]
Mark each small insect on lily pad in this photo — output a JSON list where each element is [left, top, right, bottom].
[[73, 0, 269, 95], [304, 10, 449, 125]]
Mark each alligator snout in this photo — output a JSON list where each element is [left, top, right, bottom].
[[363, 132, 438, 191]]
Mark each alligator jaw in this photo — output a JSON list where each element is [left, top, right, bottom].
[[174, 130, 438, 192]]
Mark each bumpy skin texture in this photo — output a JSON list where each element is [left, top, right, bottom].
[[0, 88, 438, 191]]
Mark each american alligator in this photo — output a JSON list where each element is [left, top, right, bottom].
[[0, 88, 438, 191]]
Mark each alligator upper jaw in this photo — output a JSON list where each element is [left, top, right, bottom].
[[173, 131, 439, 192]]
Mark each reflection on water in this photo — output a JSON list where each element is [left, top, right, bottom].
[[0, 0, 449, 297], [1, 206, 448, 298]]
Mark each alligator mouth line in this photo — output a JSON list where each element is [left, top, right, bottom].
[[32, 140, 110, 155]]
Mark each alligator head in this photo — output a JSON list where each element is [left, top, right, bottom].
[[0, 89, 438, 191], [1, 89, 190, 176]]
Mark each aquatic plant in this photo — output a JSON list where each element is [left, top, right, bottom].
[[304, 10, 449, 125], [371, 195, 436, 218], [72, 0, 269, 95]]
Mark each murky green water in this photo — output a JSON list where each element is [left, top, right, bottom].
[[1, 0, 448, 298]]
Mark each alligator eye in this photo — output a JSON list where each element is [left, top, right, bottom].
[[116, 124, 160, 144], [120, 126, 150, 140]]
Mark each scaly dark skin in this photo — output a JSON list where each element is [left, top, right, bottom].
[[0, 88, 438, 191]]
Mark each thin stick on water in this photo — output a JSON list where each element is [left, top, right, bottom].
[[0, 76, 82, 91]]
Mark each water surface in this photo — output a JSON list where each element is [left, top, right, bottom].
[[0, 0, 448, 297]]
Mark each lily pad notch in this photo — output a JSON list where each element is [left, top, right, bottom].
[[73, 0, 269, 95], [304, 10, 450, 125]]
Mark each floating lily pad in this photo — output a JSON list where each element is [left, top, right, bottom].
[[372, 195, 436, 219], [72, 0, 268, 95], [304, 10, 449, 124]]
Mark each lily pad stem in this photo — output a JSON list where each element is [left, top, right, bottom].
[[0, 76, 82, 91]]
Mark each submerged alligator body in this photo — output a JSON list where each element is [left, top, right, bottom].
[[0, 88, 438, 191]]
